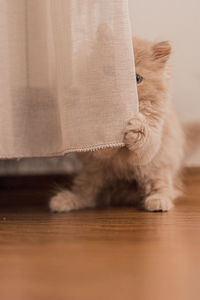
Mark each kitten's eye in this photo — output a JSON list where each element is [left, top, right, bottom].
[[136, 74, 143, 84]]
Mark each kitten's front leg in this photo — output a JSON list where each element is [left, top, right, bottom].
[[124, 113, 161, 164], [144, 174, 175, 212], [49, 170, 103, 213], [124, 113, 147, 151]]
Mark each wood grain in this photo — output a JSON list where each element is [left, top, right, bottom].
[[0, 168, 200, 300]]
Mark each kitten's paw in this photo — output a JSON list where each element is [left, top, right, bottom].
[[49, 190, 81, 213], [144, 195, 173, 212], [124, 113, 147, 150]]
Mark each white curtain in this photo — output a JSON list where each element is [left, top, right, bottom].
[[0, 0, 138, 158]]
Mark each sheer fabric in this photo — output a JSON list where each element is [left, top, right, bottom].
[[0, 0, 138, 158]]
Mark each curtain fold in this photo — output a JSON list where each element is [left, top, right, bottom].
[[0, 0, 138, 158]]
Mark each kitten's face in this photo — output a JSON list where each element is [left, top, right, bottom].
[[133, 37, 171, 113]]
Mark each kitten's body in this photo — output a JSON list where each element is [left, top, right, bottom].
[[50, 37, 185, 212]]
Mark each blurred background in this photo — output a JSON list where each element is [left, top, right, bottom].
[[0, 0, 199, 175]]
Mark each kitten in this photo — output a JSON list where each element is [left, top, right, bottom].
[[49, 36, 186, 212]]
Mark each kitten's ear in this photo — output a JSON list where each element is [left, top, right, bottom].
[[152, 41, 171, 64]]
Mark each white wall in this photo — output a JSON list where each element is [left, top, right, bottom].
[[129, 0, 200, 165]]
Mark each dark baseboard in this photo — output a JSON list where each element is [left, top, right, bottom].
[[0, 174, 74, 207], [0, 167, 199, 207]]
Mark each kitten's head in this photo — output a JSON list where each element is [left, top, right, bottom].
[[133, 37, 171, 114]]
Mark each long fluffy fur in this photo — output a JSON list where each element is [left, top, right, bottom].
[[50, 36, 187, 213]]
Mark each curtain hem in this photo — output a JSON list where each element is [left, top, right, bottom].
[[0, 142, 125, 160]]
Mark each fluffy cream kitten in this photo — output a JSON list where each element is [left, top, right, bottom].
[[50, 36, 186, 212]]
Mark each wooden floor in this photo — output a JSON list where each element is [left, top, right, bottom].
[[0, 168, 200, 300]]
